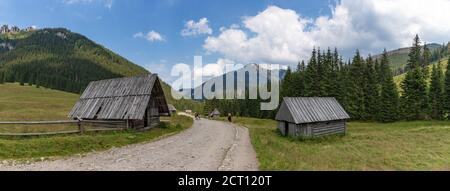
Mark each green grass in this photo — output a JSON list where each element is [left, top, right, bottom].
[[387, 52, 409, 72], [0, 83, 193, 159], [0, 83, 80, 133], [0, 83, 79, 121], [226, 117, 450, 171], [0, 115, 192, 160]]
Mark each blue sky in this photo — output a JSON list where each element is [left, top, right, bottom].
[[1, 0, 450, 84]]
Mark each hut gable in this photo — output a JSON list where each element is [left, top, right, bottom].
[[276, 97, 350, 124], [168, 104, 177, 112], [211, 108, 221, 116], [69, 74, 169, 120]]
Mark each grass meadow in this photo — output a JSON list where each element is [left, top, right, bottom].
[[0, 83, 193, 160], [226, 117, 450, 171]]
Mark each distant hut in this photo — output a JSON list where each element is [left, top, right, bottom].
[[69, 74, 170, 129], [167, 104, 177, 114], [275, 97, 350, 137], [210, 108, 221, 118]]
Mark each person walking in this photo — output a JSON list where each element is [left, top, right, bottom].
[[227, 113, 232, 123]]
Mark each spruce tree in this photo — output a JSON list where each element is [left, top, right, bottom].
[[347, 50, 366, 119], [401, 35, 429, 120], [316, 49, 325, 96], [281, 67, 294, 97], [363, 55, 379, 120], [422, 43, 431, 78], [444, 58, 450, 119], [0, 72, 4, 84], [377, 49, 400, 122], [304, 48, 319, 96], [335, 56, 347, 105], [297, 60, 306, 72], [429, 62, 444, 119], [328, 48, 340, 98]]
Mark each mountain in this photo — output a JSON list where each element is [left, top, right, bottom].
[[0, 28, 204, 113], [373, 43, 446, 75], [183, 64, 287, 100]]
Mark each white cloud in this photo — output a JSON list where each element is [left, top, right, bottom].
[[145, 63, 166, 73], [63, 0, 113, 9], [134, 31, 165, 42], [204, 0, 450, 67], [194, 58, 238, 79], [181, 18, 213, 37], [133, 32, 144, 38]]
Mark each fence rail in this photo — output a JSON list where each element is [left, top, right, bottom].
[[0, 120, 78, 125], [0, 119, 128, 137]]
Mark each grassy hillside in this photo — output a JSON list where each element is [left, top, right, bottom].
[[394, 58, 449, 91], [0, 28, 203, 113], [0, 83, 193, 159], [0, 83, 79, 121], [0, 28, 149, 93], [226, 117, 450, 170], [0, 28, 148, 76], [374, 43, 444, 74]]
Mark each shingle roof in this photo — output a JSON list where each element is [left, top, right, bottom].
[[68, 74, 169, 120], [211, 108, 221, 115], [276, 97, 350, 124], [168, 104, 177, 112]]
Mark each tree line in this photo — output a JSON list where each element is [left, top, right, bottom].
[[205, 35, 450, 122]]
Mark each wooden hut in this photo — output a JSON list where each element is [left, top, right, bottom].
[[167, 104, 177, 114], [210, 108, 221, 118], [275, 97, 350, 137], [69, 74, 170, 129]]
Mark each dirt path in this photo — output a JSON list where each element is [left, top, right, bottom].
[[0, 116, 259, 171]]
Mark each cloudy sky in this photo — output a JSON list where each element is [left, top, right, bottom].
[[1, 0, 450, 84]]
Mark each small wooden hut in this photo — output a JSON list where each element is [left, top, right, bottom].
[[69, 74, 170, 129], [168, 104, 177, 114], [210, 108, 221, 118], [275, 97, 350, 137]]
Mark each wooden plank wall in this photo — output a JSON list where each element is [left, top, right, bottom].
[[278, 120, 346, 137], [310, 120, 346, 137]]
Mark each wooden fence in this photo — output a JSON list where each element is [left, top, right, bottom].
[[0, 119, 127, 136]]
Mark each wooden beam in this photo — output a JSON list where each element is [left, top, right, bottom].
[[0, 120, 78, 125]]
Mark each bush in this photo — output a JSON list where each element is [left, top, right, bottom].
[[159, 122, 168, 129]]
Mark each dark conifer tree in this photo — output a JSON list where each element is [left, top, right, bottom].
[[401, 35, 429, 120], [377, 49, 400, 122], [347, 50, 366, 119], [281, 67, 294, 98], [304, 48, 319, 96], [443, 58, 450, 119], [422, 43, 431, 78], [363, 55, 379, 120], [429, 62, 444, 119]]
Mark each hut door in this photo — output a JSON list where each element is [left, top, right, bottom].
[[144, 109, 149, 127], [284, 122, 289, 136]]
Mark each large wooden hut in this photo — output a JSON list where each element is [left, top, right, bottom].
[[69, 74, 170, 129], [275, 97, 350, 137]]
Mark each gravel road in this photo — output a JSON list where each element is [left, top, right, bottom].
[[0, 116, 259, 171]]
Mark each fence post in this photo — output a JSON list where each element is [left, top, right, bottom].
[[77, 117, 84, 134]]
